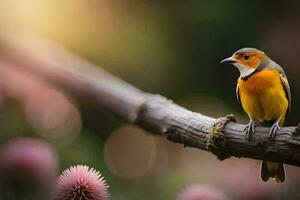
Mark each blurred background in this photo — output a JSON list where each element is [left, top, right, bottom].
[[0, 0, 300, 199]]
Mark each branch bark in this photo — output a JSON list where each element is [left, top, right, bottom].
[[1, 34, 300, 167]]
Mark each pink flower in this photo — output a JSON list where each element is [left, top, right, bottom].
[[55, 165, 109, 200], [175, 184, 228, 200], [0, 138, 58, 199], [0, 138, 58, 187]]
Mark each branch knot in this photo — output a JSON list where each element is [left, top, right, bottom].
[[207, 114, 236, 160], [134, 94, 173, 134]]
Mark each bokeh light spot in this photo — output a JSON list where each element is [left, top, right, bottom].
[[104, 125, 157, 179]]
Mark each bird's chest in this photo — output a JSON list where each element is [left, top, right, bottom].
[[238, 69, 286, 121], [239, 70, 275, 96]]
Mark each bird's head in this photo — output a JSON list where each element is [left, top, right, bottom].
[[221, 48, 269, 78]]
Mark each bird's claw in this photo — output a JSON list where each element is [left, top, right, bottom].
[[269, 122, 280, 139], [244, 120, 255, 141]]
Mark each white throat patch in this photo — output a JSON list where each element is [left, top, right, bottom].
[[233, 63, 256, 78]]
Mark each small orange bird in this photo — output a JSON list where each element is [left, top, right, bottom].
[[221, 48, 291, 182]]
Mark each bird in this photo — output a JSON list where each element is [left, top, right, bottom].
[[221, 48, 291, 182]]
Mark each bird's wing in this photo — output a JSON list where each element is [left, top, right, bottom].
[[236, 82, 241, 104], [279, 73, 291, 118], [268, 61, 291, 118]]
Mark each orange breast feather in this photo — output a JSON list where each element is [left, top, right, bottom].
[[238, 69, 288, 124]]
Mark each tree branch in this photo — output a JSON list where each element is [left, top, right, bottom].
[[1, 34, 300, 167]]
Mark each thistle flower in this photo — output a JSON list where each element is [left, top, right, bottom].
[[175, 184, 228, 200], [0, 138, 58, 199], [54, 165, 109, 200]]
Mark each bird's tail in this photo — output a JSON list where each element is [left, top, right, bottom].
[[261, 161, 285, 182]]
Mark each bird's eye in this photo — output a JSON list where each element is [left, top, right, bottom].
[[244, 55, 250, 60]]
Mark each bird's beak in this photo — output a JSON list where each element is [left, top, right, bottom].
[[220, 57, 237, 64]]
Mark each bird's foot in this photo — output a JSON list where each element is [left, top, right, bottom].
[[269, 121, 280, 139], [244, 120, 255, 141]]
